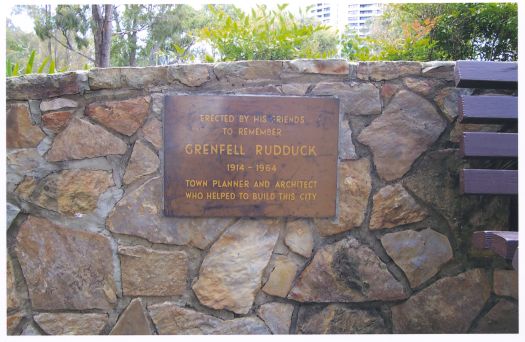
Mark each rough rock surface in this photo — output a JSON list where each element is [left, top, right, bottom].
[[46, 117, 127, 161], [7, 312, 25, 335], [86, 96, 150, 136], [403, 77, 443, 96], [358, 90, 447, 181], [257, 302, 294, 334], [120, 66, 168, 88], [30, 169, 114, 216], [119, 245, 188, 296], [7, 256, 20, 310], [7, 202, 21, 230], [141, 117, 162, 150], [15, 177, 37, 200], [40, 98, 78, 112], [314, 159, 371, 235], [213, 60, 282, 82], [168, 64, 211, 86], [34, 313, 108, 335], [391, 269, 490, 333], [471, 300, 518, 333], [88, 68, 122, 89], [41, 111, 72, 133], [7, 148, 57, 176], [284, 220, 314, 258], [262, 255, 298, 298], [123, 140, 160, 184], [339, 120, 358, 160], [297, 305, 388, 334], [192, 219, 280, 314], [358, 62, 421, 81], [7, 72, 80, 100], [288, 236, 407, 302], [110, 298, 152, 335], [311, 82, 381, 115], [15, 216, 116, 310], [284, 59, 349, 75], [493, 270, 518, 299], [381, 228, 453, 288], [435, 87, 460, 121], [369, 184, 428, 229], [148, 302, 270, 334], [6, 102, 45, 148]]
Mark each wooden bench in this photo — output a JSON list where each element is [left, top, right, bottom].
[[455, 60, 518, 270]]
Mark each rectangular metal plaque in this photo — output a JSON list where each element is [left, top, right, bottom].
[[163, 95, 339, 217]]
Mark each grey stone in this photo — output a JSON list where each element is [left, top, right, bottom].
[[284, 59, 350, 75], [34, 313, 108, 335], [284, 219, 314, 258], [339, 120, 357, 160], [21, 323, 41, 335], [311, 82, 381, 115], [214, 60, 282, 82], [472, 300, 518, 333], [123, 140, 160, 185], [40, 98, 78, 112], [110, 298, 153, 335], [168, 64, 212, 87], [88, 68, 122, 89], [281, 83, 310, 95], [28, 99, 42, 125], [493, 270, 518, 299], [7, 72, 80, 100], [7, 202, 21, 230], [257, 302, 294, 334], [422, 61, 455, 80], [7, 148, 57, 177], [358, 62, 422, 81], [381, 228, 453, 288], [120, 66, 168, 88]]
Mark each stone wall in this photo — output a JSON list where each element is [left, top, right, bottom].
[[6, 60, 518, 335]]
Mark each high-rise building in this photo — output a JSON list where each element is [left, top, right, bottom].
[[308, 2, 383, 36]]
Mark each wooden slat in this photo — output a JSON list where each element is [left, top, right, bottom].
[[472, 231, 519, 260], [458, 95, 517, 124], [460, 169, 518, 195], [455, 60, 517, 89], [460, 132, 518, 158]]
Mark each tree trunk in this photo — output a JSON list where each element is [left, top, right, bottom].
[[129, 31, 137, 66], [92, 5, 113, 67]]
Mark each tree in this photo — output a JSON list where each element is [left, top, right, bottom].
[[91, 5, 114, 67]]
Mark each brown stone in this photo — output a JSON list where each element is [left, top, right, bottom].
[[168, 64, 211, 86], [472, 300, 518, 333], [257, 302, 294, 334], [142, 117, 162, 150], [369, 184, 428, 229], [380, 82, 403, 106], [192, 219, 280, 314], [7, 72, 80, 100], [281, 83, 310, 96], [119, 245, 188, 297], [297, 305, 388, 334], [358, 90, 446, 181], [285, 220, 314, 258], [34, 313, 108, 335], [6, 102, 45, 148], [40, 98, 78, 112], [15, 216, 116, 310], [403, 77, 443, 96], [86, 96, 150, 136], [311, 82, 381, 115], [15, 176, 38, 200], [148, 302, 270, 334], [123, 140, 159, 185], [110, 298, 152, 335], [314, 159, 371, 236], [288, 236, 407, 302], [88, 68, 122, 89], [435, 87, 461, 122], [7, 256, 20, 310], [449, 122, 502, 144], [46, 117, 128, 161], [42, 111, 72, 133], [358, 62, 421, 81], [422, 61, 455, 80], [381, 228, 453, 288], [213, 60, 282, 82], [493, 270, 518, 299], [262, 255, 298, 298], [391, 269, 490, 333], [30, 169, 114, 216], [120, 66, 168, 88], [284, 59, 349, 75], [7, 312, 24, 335]]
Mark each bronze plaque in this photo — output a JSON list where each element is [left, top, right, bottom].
[[163, 95, 339, 217]]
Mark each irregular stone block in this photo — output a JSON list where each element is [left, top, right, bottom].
[[148, 302, 270, 334], [391, 269, 490, 333], [120, 66, 168, 88], [358, 62, 421, 81], [123, 140, 159, 185], [6, 102, 45, 148], [358, 90, 446, 181], [21, 323, 41, 335], [41, 111, 72, 133], [281, 83, 310, 96], [370, 184, 428, 229], [284, 219, 314, 258], [15, 176, 37, 200], [7, 72, 80, 100], [381, 228, 453, 288], [34, 313, 108, 335], [257, 302, 294, 334], [15, 216, 117, 310], [30, 169, 114, 216], [168, 64, 211, 87], [284, 59, 349, 75], [380, 82, 403, 106], [213, 61, 282, 82], [142, 117, 162, 150], [493, 270, 518, 299], [421, 61, 455, 80], [46, 117, 128, 161], [86, 96, 150, 136], [403, 77, 443, 96], [297, 305, 388, 334], [40, 98, 78, 112], [339, 120, 357, 160], [314, 159, 371, 236], [119, 245, 188, 297], [88, 68, 122, 89], [472, 300, 518, 333], [262, 255, 298, 298], [311, 82, 381, 115], [7, 149, 57, 177], [110, 298, 153, 335], [435, 87, 463, 122], [7, 256, 20, 310], [192, 219, 280, 314], [7, 312, 24, 335], [288, 236, 407, 302], [6, 202, 21, 230]]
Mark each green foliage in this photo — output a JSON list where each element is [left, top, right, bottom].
[[200, 4, 335, 61], [6, 50, 60, 76], [24, 50, 36, 74]]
